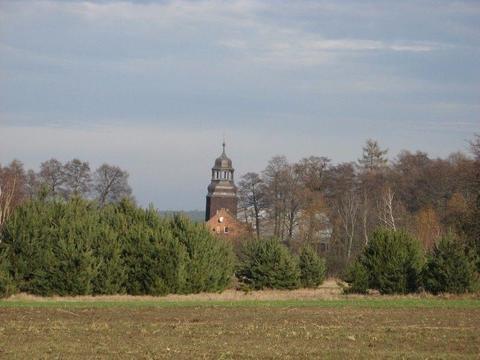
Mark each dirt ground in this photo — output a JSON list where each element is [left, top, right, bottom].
[[1, 305, 479, 359], [1, 281, 479, 359]]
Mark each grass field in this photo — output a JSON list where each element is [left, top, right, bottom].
[[1, 285, 479, 359]]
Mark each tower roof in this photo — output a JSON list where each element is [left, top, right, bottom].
[[214, 141, 233, 169]]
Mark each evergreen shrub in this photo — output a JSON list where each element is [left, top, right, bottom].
[[0, 254, 15, 298], [343, 261, 369, 294], [169, 215, 235, 293], [422, 235, 479, 294], [298, 245, 326, 288], [236, 237, 300, 290], [343, 229, 424, 294]]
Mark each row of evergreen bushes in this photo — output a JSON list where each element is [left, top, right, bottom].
[[343, 229, 480, 294], [0, 199, 235, 297], [0, 199, 326, 297], [0, 199, 477, 297], [237, 238, 326, 290]]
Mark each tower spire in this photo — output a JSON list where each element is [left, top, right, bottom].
[[206, 138, 237, 221]]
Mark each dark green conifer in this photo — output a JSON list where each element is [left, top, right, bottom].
[[422, 235, 479, 294], [298, 245, 326, 288], [237, 237, 300, 290]]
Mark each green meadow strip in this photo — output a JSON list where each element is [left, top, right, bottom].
[[0, 297, 479, 309]]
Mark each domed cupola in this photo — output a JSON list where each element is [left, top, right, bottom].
[[205, 141, 238, 221], [214, 143, 233, 169]]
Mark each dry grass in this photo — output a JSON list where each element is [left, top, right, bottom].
[[4, 279, 478, 304], [5, 279, 342, 303]]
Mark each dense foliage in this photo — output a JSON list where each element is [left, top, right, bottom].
[[422, 235, 479, 294], [2, 135, 480, 282], [236, 136, 480, 276], [236, 238, 300, 290], [344, 229, 424, 294], [0, 198, 235, 296], [298, 245, 326, 288], [0, 254, 15, 298], [343, 261, 369, 294], [1, 135, 480, 297], [343, 229, 480, 295]]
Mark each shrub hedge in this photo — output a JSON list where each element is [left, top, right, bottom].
[[2, 199, 479, 298], [0, 198, 235, 296]]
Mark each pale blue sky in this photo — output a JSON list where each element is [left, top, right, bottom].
[[1, 0, 479, 209]]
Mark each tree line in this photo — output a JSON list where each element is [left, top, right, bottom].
[[0, 135, 479, 296], [1, 194, 475, 297], [238, 135, 480, 274], [0, 197, 326, 297], [0, 158, 132, 226], [0, 156, 328, 296]]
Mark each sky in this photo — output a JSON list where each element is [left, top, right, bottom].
[[0, 0, 479, 210]]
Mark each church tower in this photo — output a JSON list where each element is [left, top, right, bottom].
[[205, 142, 238, 221]]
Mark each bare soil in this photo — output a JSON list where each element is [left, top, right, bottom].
[[1, 280, 479, 359], [1, 305, 479, 359]]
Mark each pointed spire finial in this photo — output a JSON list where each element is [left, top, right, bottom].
[[222, 133, 226, 155]]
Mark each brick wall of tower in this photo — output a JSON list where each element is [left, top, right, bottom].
[[206, 208, 250, 239], [205, 196, 237, 221]]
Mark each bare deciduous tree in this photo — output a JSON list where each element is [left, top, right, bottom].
[[25, 169, 39, 199], [295, 193, 329, 252], [337, 190, 359, 260], [378, 185, 396, 231], [262, 156, 290, 239], [39, 158, 65, 197], [415, 207, 442, 251], [63, 159, 92, 198], [0, 176, 16, 226], [284, 165, 304, 245], [360, 187, 369, 246], [238, 172, 265, 238], [295, 156, 330, 192], [93, 164, 132, 206], [469, 133, 480, 161], [0, 160, 26, 226]]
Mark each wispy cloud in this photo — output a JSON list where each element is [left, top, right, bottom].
[[0, 0, 479, 209], [1, 0, 450, 69], [219, 36, 445, 66]]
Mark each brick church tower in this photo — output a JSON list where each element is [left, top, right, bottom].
[[205, 141, 238, 221]]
